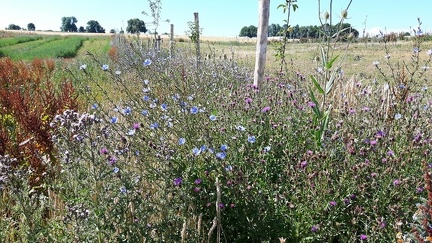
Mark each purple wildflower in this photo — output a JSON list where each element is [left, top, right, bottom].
[[375, 130, 386, 138], [307, 101, 316, 108], [360, 234, 367, 240], [108, 156, 117, 165], [300, 161, 308, 168], [133, 123, 141, 129], [173, 177, 182, 186], [261, 106, 271, 112], [100, 147, 108, 155]]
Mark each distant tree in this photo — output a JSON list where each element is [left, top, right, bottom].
[[110, 29, 116, 34], [86, 20, 105, 33], [8, 24, 21, 30], [126, 18, 147, 36], [78, 26, 85, 32], [27, 23, 35, 31], [268, 23, 282, 37], [239, 25, 257, 38], [61, 17, 78, 32]]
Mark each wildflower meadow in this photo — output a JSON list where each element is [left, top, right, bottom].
[[2, 2, 432, 243]]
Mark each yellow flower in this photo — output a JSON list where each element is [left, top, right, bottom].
[[396, 232, 402, 239]]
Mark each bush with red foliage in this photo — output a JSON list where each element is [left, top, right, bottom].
[[0, 57, 78, 186]]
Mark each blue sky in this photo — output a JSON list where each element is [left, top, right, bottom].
[[1, 0, 431, 37]]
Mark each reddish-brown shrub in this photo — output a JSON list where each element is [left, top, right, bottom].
[[0, 57, 79, 186], [108, 46, 119, 61]]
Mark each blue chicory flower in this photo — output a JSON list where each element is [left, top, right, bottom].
[[192, 147, 201, 156], [122, 107, 132, 115], [143, 59, 152, 66], [190, 106, 199, 114], [216, 152, 226, 160], [247, 135, 256, 143], [150, 122, 159, 129], [110, 117, 118, 123]]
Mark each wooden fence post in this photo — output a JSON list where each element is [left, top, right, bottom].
[[156, 35, 161, 51], [194, 12, 201, 61], [253, 0, 270, 87], [170, 24, 174, 58]]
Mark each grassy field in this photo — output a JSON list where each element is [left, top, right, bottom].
[[0, 30, 425, 79], [1, 30, 432, 242]]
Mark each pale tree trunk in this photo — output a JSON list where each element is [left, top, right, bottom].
[[253, 0, 270, 87]]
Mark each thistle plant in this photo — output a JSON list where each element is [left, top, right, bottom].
[[308, 0, 353, 148]]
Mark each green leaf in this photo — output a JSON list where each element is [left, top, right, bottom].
[[325, 55, 339, 69], [311, 75, 324, 94], [277, 3, 287, 9], [292, 4, 299, 11], [309, 88, 322, 118], [322, 110, 330, 136], [277, 4, 288, 13], [325, 69, 338, 94], [320, 45, 327, 68]]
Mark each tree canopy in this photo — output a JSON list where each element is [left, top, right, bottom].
[[126, 18, 147, 35], [240, 22, 359, 39], [61, 17, 78, 32], [8, 24, 21, 30], [239, 25, 258, 38], [86, 20, 105, 33], [27, 23, 35, 31]]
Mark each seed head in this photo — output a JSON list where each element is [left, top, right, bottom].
[[341, 9, 348, 19], [324, 11, 330, 20]]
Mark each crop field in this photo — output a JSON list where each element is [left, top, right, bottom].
[[0, 34, 98, 60], [1, 28, 432, 242]]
